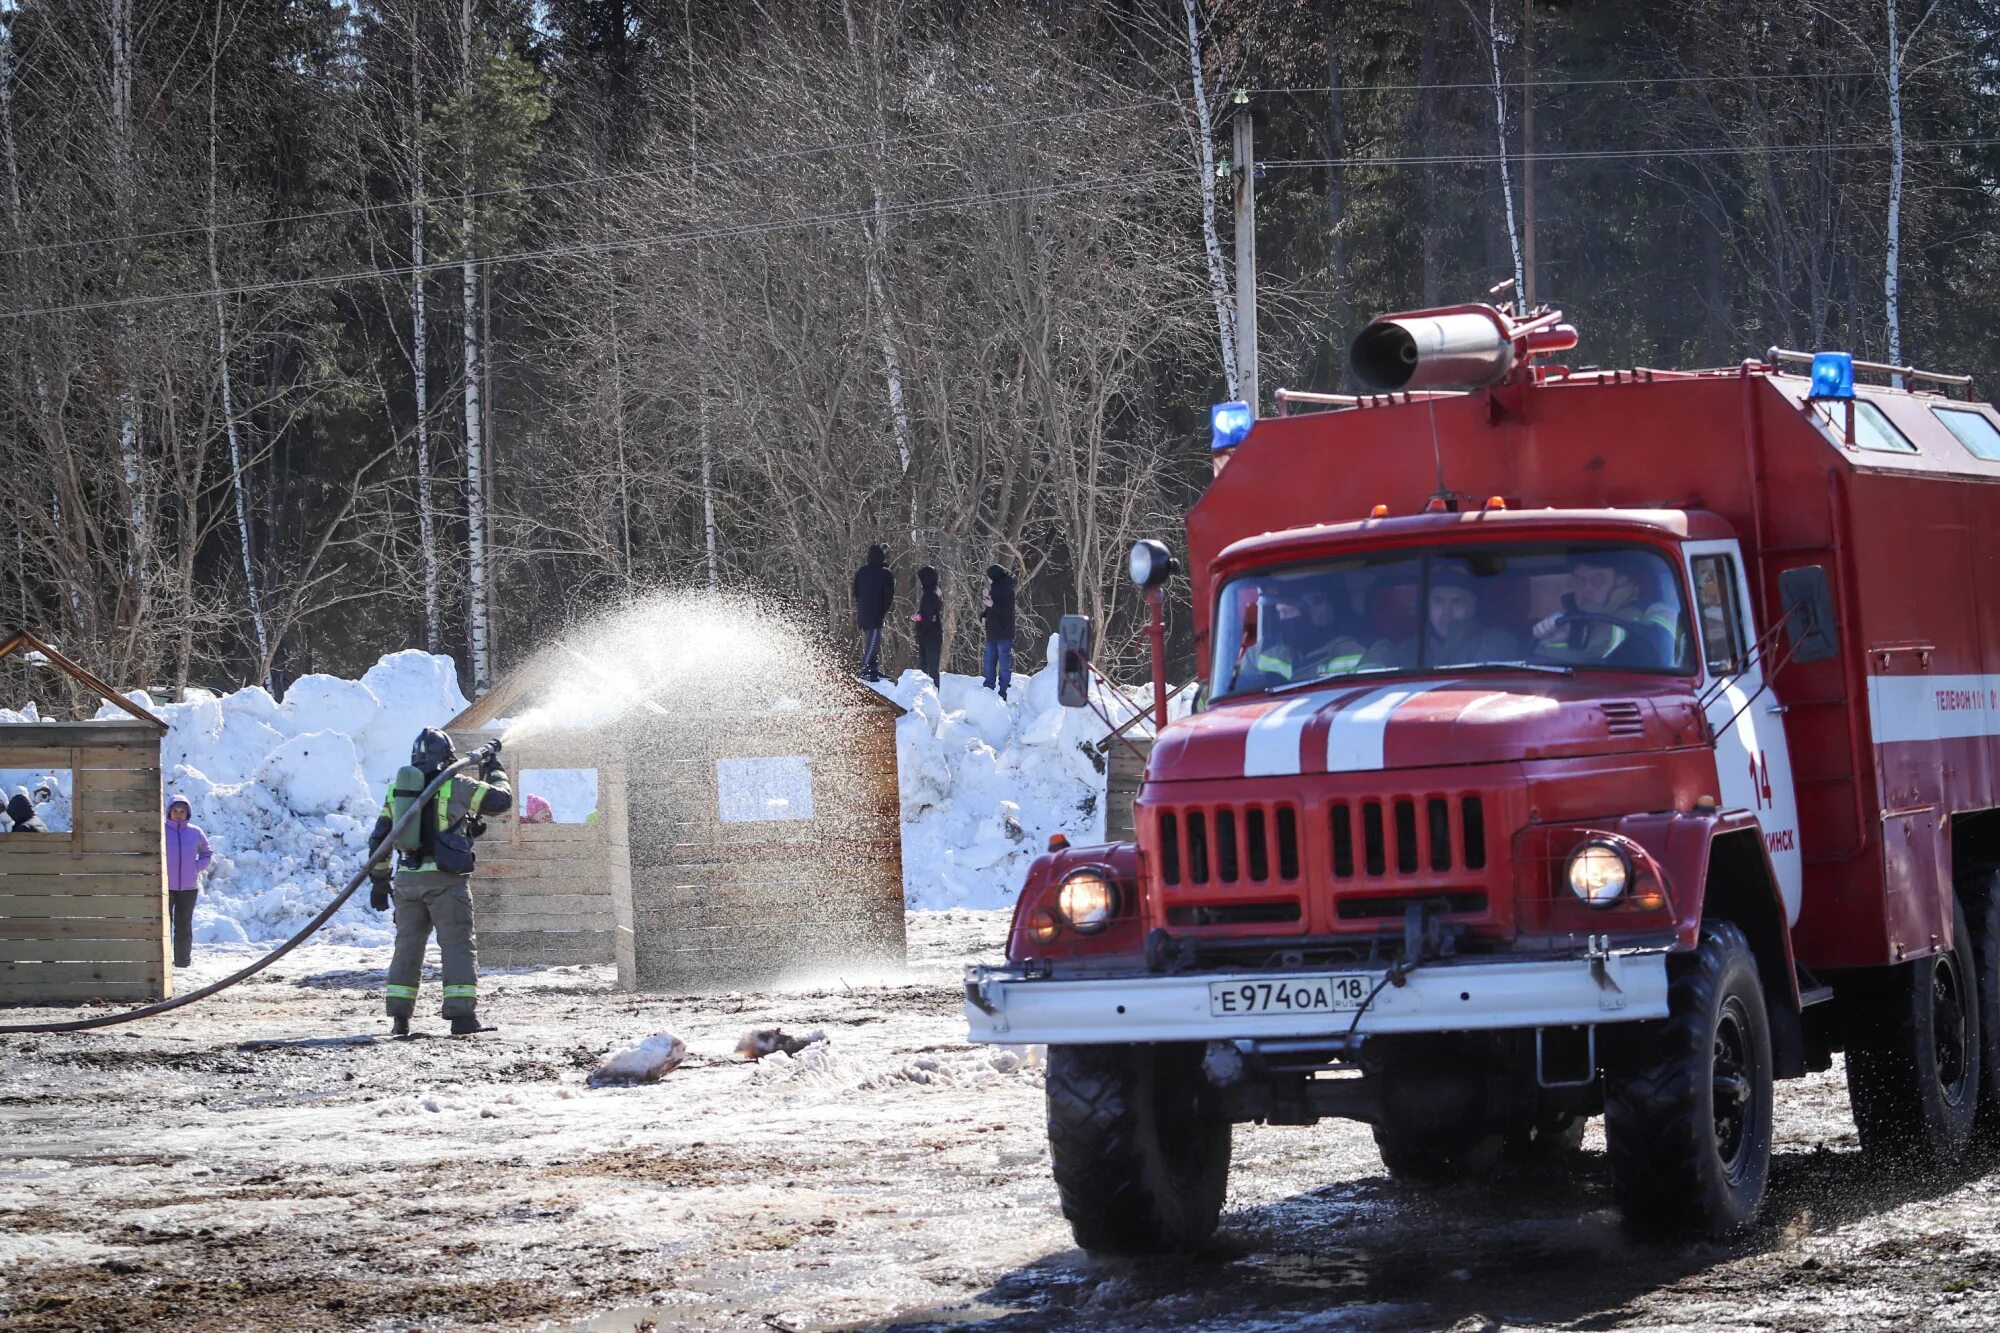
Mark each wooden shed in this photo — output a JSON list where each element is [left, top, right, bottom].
[[622, 680, 906, 992], [447, 663, 630, 969], [0, 631, 171, 1005], [441, 721, 630, 969], [449, 653, 906, 992], [1102, 735, 1155, 844]]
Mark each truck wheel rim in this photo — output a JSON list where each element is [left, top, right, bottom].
[[1934, 951, 1972, 1107], [1712, 996, 1756, 1176]]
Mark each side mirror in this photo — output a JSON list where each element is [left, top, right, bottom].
[[1057, 614, 1092, 708], [1778, 565, 1839, 664]]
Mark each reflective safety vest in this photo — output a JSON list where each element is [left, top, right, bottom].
[[1546, 603, 1679, 659], [1254, 647, 1296, 681], [1315, 640, 1366, 673], [1257, 638, 1365, 682], [371, 776, 495, 876]]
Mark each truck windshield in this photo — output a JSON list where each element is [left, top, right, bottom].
[[1211, 542, 1694, 700]]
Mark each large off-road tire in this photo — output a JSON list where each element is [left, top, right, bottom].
[[1846, 896, 1982, 1166], [1045, 1043, 1231, 1254], [1963, 874, 2000, 1140], [1604, 920, 1774, 1238]]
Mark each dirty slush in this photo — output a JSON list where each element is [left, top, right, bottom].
[[0, 911, 1994, 1331]]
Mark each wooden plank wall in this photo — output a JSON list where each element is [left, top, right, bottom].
[[451, 730, 625, 967], [1103, 737, 1154, 843], [618, 697, 907, 993], [0, 721, 168, 1004]]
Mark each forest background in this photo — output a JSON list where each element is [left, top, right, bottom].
[[2, 0, 1995, 701]]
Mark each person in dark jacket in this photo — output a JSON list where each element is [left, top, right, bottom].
[[164, 794, 215, 969], [911, 566, 944, 685], [981, 564, 1017, 699], [5, 791, 47, 833], [851, 544, 896, 681]]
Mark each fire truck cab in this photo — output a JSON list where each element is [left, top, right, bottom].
[[966, 304, 2000, 1247]]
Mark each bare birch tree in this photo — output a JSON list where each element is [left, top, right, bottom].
[[457, 0, 490, 691], [1182, 0, 1241, 397], [409, 3, 440, 652], [205, 0, 270, 689]]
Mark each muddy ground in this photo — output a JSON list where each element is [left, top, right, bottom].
[[3, 910, 1999, 1332]]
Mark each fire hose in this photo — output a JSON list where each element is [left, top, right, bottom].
[[0, 742, 499, 1035]]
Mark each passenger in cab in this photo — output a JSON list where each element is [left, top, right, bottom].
[[1532, 551, 1682, 667], [1297, 588, 1368, 677], [1230, 579, 1371, 691], [1367, 567, 1521, 669]]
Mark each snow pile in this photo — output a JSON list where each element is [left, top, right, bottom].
[[14, 650, 471, 948], [747, 1039, 1043, 1092], [588, 1031, 688, 1086], [882, 633, 1164, 910], [5, 629, 1180, 943], [0, 701, 75, 831]]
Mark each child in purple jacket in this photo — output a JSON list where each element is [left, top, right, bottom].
[[164, 795, 213, 969]]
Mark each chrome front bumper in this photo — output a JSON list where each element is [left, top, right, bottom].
[[963, 950, 1671, 1045]]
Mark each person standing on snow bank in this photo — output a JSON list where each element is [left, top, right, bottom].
[[851, 544, 896, 681], [981, 564, 1017, 700], [163, 796, 214, 969], [367, 728, 511, 1037], [912, 566, 945, 685], [5, 789, 47, 833]]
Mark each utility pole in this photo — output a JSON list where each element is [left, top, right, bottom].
[[1232, 96, 1259, 412], [1521, 0, 1537, 310]]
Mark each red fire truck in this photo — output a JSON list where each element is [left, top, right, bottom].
[[965, 302, 2000, 1246]]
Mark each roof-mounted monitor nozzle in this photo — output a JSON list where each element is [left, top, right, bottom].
[[1349, 302, 1578, 393]]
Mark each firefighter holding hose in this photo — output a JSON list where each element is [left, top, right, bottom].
[[367, 728, 512, 1037]]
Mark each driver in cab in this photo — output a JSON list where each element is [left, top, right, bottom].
[[1531, 552, 1681, 666]]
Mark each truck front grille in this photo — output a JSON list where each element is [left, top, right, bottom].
[[1147, 786, 1497, 936], [1157, 804, 1301, 887], [1329, 795, 1486, 878]]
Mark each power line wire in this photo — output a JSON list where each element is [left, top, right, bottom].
[[12, 132, 1991, 321], [1243, 64, 1986, 96], [14, 61, 1975, 262], [1262, 135, 2000, 169], [7, 60, 1987, 264], [0, 167, 1184, 321], [0, 97, 1180, 263]]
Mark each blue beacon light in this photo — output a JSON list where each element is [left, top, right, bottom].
[[1810, 352, 1855, 401], [1210, 400, 1254, 452]]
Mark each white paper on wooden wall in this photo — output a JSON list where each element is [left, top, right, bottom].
[[715, 756, 814, 824]]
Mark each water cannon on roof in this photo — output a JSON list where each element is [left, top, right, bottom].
[[1348, 302, 1579, 393]]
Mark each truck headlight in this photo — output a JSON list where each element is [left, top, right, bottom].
[[1567, 841, 1630, 907], [1127, 539, 1178, 589], [1057, 869, 1119, 933]]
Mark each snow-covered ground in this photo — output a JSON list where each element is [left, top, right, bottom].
[[3, 913, 1991, 1332], [3, 638, 1164, 942]]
